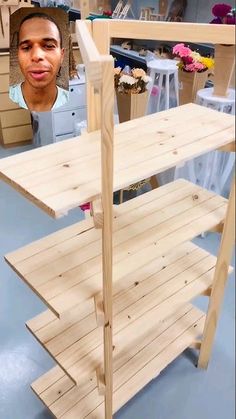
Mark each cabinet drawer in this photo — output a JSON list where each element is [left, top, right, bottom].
[[0, 74, 9, 93], [0, 54, 9, 74], [53, 108, 86, 136], [69, 83, 86, 108], [57, 83, 86, 111], [55, 133, 74, 142], [1, 108, 31, 128], [1, 124, 33, 145]]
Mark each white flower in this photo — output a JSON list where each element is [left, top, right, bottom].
[[142, 75, 152, 83], [191, 51, 201, 61], [119, 75, 136, 85]]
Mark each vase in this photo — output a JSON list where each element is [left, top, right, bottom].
[[116, 90, 149, 123], [178, 70, 208, 105]]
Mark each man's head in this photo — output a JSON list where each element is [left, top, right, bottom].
[[18, 12, 65, 90]]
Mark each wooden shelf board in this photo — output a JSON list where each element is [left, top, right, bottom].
[[26, 239, 223, 385], [6, 179, 228, 317], [31, 304, 205, 418], [0, 103, 234, 217]]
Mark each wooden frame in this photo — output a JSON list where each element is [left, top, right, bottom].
[[92, 19, 235, 98], [0, 18, 235, 419], [76, 20, 114, 417], [91, 15, 236, 373]]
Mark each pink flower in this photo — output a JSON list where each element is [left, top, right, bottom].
[[226, 15, 236, 24], [212, 3, 232, 18], [80, 202, 91, 211], [185, 62, 205, 72], [173, 43, 192, 57], [182, 56, 194, 64]]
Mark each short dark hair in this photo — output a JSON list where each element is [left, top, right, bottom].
[[19, 12, 63, 48]]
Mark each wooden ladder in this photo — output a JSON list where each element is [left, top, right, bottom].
[[112, 0, 123, 18]]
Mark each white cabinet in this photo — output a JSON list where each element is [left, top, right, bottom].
[[52, 76, 86, 142]]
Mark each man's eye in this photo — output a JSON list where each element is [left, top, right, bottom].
[[45, 44, 56, 49], [21, 46, 30, 51]]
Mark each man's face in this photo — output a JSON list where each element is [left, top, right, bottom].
[[18, 17, 64, 89]]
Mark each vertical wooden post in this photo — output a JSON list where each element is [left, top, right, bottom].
[[84, 20, 101, 132], [198, 176, 235, 369], [159, 0, 168, 15], [101, 55, 114, 418], [80, 0, 90, 19], [213, 44, 235, 97], [87, 20, 110, 133]]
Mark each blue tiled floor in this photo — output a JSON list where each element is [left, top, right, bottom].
[[0, 145, 235, 419]]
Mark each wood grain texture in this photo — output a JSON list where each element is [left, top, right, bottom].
[[100, 56, 114, 419], [0, 104, 234, 217], [30, 304, 205, 418], [26, 241, 221, 386], [213, 45, 235, 97], [198, 178, 235, 369], [5, 180, 229, 317], [93, 19, 235, 45]]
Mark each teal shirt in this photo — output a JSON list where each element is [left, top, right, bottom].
[[9, 83, 69, 110]]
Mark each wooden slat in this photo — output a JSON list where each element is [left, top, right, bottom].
[[6, 180, 228, 317], [31, 304, 205, 418], [1, 125, 33, 145], [198, 178, 235, 369], [0, 93, 20, 111], [27, 242, 217, 385], [0, 74, 9, 93], [0, 103, 205, 177], [0, 104, 234, 218], [76, 21, 102, 89], [1, 109, 31, 128], [93, 19, 235, 45], [0, 54, 9, 74], [18, 107, 230, 190]]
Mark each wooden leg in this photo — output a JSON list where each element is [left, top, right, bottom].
[[119, 189, 124, 204], [198, 178, 235, 369], [150, 175, 159, 190]]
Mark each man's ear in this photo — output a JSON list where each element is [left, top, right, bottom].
[[60, 48, 65, 64]]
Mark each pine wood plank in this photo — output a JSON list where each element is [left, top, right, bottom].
[[5, 180, 228, 317], [0, 109, 31, 128], [31, 304, 205, 418], [0, 104, 234, 217], [0, 103, 205, 179], [17, 109, 232, 198], [1, 125, 33, 145], [93, 19, 235, 45], [0, 93, 19, 111], [27, 243, 218, 385], [0, 74, 9, 93], [198, 179, 235, 369]]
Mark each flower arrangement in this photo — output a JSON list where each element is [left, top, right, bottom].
[[172, 44, 214, 73], [210, 3, 236, 24], [114, 67, 151, 94]]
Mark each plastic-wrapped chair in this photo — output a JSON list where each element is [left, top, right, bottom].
[[146, 58, 179, 112], [175, 87, 235, 200]]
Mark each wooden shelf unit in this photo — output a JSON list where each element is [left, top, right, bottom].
[[0, 20, 235, 419], [30, 305, 205, 418]]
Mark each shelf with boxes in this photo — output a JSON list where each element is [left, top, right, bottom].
[[0, 19, 235, 419], [0, 52, 33, 147]]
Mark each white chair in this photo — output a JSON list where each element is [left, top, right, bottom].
[[196, 86, 235, 114], [175, 87, 235, 198], [147, 59, 179, 111]]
